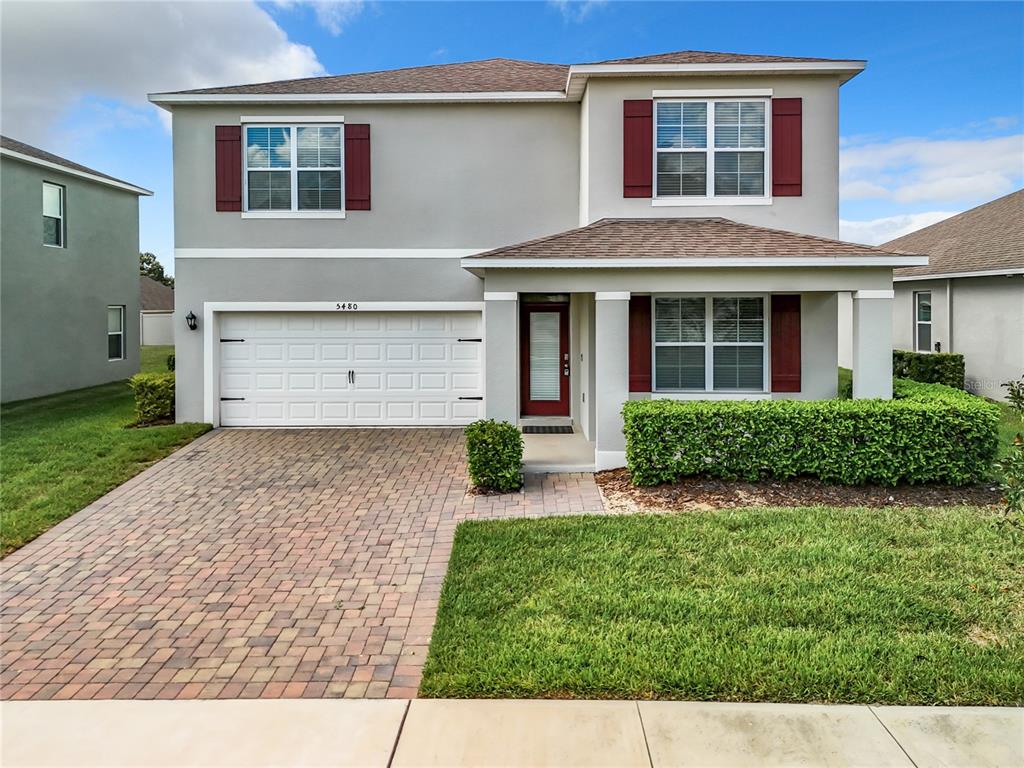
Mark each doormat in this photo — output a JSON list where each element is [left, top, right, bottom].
[[522, 425, 574, 434]]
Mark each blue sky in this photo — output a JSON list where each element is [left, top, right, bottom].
[[2, 1, 1021, 273]]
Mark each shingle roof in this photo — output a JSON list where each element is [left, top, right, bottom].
[[465, 218, 920, 261], [0, 135, 148, 193], [890, 190, 1024, 278], [140, 276, 174, 311], [160, 50, 857, 97]]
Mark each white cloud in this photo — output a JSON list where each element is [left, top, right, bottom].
[[840, 133, 1024, 204], [548, 0, 608, 23], [839, 211, 959, 246], [0, 1, 325, 143], [272, 0, 366, 36]]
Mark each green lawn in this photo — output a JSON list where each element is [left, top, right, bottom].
[[140, 345, 174, 374], [0, 381, 209, 556], [421, 509, 1023, 705]]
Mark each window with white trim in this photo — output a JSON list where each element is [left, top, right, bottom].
[[107, 306, 125, 361], [914, 291, 932, 352], [655, 99, 767, 199], [43, 182, 65, 247], [244, 125, 342, 212], [654, 296, 767, 391]]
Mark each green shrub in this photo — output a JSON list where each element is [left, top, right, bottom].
[[893, 349, 965, 389], [128, 372, 175, 424], [623, 380, 1000, 487], [465, 419, 523, 492], [167, 353, 176, 372]]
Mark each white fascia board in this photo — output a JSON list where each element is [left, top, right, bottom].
[[461, 256, 929, 269], [176, 248, 490, 259], [0, 149, 153, 196], [149, 91, 569, 108], [239, 115, 344, 123], [894, 268, 1024, 281]]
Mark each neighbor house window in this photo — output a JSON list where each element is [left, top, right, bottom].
[[43, 182, 65, 246], [914, 291, 932, 352], [654, 296, 766, 391], [107, 306, 125, 361], [244, 125, 342, 213], [655, 100, 767, 199]]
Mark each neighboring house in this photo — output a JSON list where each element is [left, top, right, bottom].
[[149, 50, 924, 469], [0, 136, 151, 403], [140, 275, 175, 346], [888, 190, 1023, 399]]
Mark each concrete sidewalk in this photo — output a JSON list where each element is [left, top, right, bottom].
[[2, 698, 1021, 767]]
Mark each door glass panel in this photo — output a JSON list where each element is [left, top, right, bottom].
[[529, 312, 560, 401]]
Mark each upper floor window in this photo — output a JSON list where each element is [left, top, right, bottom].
[[655, 100, 767, 200], [244, 124, 342, 214], [43, 182, 65, 247], [914, 291, 932, 352]]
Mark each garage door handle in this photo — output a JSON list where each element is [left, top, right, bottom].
[[220, 338, 245, 343], [348, 370, 354, 384], [457, 338, 482, 342], [220, 397, 245, 401], [458, 396, 483, 400]]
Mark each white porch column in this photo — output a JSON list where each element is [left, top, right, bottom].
[[483, 292, 518, 424], [594, 291, 630, 470], [852, 289, 894, 399]]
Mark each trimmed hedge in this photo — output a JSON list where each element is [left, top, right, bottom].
[[465, 419, 523, 492], [128, 372, 175, 424], [893, 350, 965, 389], [623, 380, 999, 487]]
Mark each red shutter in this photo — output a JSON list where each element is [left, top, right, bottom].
[[772, 98, 802, 196], [623, 100, 653, 198], [215, 126, 242, 212], [345, 124, 371, 210], [771, 295, 801, 392], [629, 295, 652, 392]]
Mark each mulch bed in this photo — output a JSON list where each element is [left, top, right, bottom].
[[596, 468, 1001, 511]]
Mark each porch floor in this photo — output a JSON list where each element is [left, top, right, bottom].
[[522, 431, 595, 474]]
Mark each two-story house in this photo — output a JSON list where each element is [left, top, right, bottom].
[[0, 136, 151, 402], [150, 50, 925, 470]]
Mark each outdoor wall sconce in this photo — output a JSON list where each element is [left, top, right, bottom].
[[185, 311, 198, 331]]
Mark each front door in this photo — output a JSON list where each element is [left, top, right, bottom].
[[520, 302, 570, 416]]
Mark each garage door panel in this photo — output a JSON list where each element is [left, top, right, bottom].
[[218, 311, 483, 426]]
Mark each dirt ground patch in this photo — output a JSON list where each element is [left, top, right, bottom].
[[596, 469, 1001, 513]]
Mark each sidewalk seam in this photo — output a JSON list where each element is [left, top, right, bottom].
[[868, 705, 919, 768], [636, 702, 655, 768], [386, 700, 411, 768]]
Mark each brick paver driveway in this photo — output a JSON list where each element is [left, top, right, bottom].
[[1, 429, 604, 701]]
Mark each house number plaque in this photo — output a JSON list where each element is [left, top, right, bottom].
[[335, 302, 359, 310]]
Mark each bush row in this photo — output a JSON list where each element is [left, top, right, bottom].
[[893, 350, 965, 389], [623, 379, 999, 487], [128, 372, 175, 424]]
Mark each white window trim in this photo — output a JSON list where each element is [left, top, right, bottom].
[[651, 294, 771, 394], [241, 123, 346, 219], [914, 291, 932, 353], [42, 182, 65, 248], [652, 97, 772, 207], [107, 305, 125, 362]]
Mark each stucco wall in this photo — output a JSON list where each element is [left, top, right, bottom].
[[580, 75, 842, 237], [1, 157, 140, 402], [893, 279, 949, 353], [172, 102, 580, 251]]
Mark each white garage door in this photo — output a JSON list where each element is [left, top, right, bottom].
[[218, 311, 483, 426]]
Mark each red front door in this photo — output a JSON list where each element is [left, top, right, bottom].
[[520, 302, 570, 416]]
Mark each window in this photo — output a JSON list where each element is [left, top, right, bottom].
[[654, 296, 766, 391], [244, 124, 342, 213], [107, 306, 125, 361], [914, 291, 932, 352], [43, 182, 65, 246], [655, 100, 767, 199]]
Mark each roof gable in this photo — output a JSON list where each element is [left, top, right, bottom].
[[0, 135, 152, 196]]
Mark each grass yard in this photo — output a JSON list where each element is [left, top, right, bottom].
[[1, 381, 209, 556], [140, 344, 174, 374], [421, 509, 1023, 705]]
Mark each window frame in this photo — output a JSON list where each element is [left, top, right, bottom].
[[42, 182, 66, 248], [107, 305, 125, 362], [651, 294, 771, 395], [241, 122, 346, 219], [652, 98, 772, 207], [914, 290, 932, 353]]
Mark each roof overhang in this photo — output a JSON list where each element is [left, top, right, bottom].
[[894, 268, 1024, 281], [462, 255, 927, 271], [0, 148, 153, 196], [148, 91, 569, 109]]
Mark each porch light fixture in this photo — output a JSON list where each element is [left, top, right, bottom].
[[185, 311, 198, 331]]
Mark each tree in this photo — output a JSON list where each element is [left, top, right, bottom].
[[139, 252, 174, 288]]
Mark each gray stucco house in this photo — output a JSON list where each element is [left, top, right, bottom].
[[0, 136, 152, 402], [150, 50, 924, 470], [888, 189, 1023, 400]]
